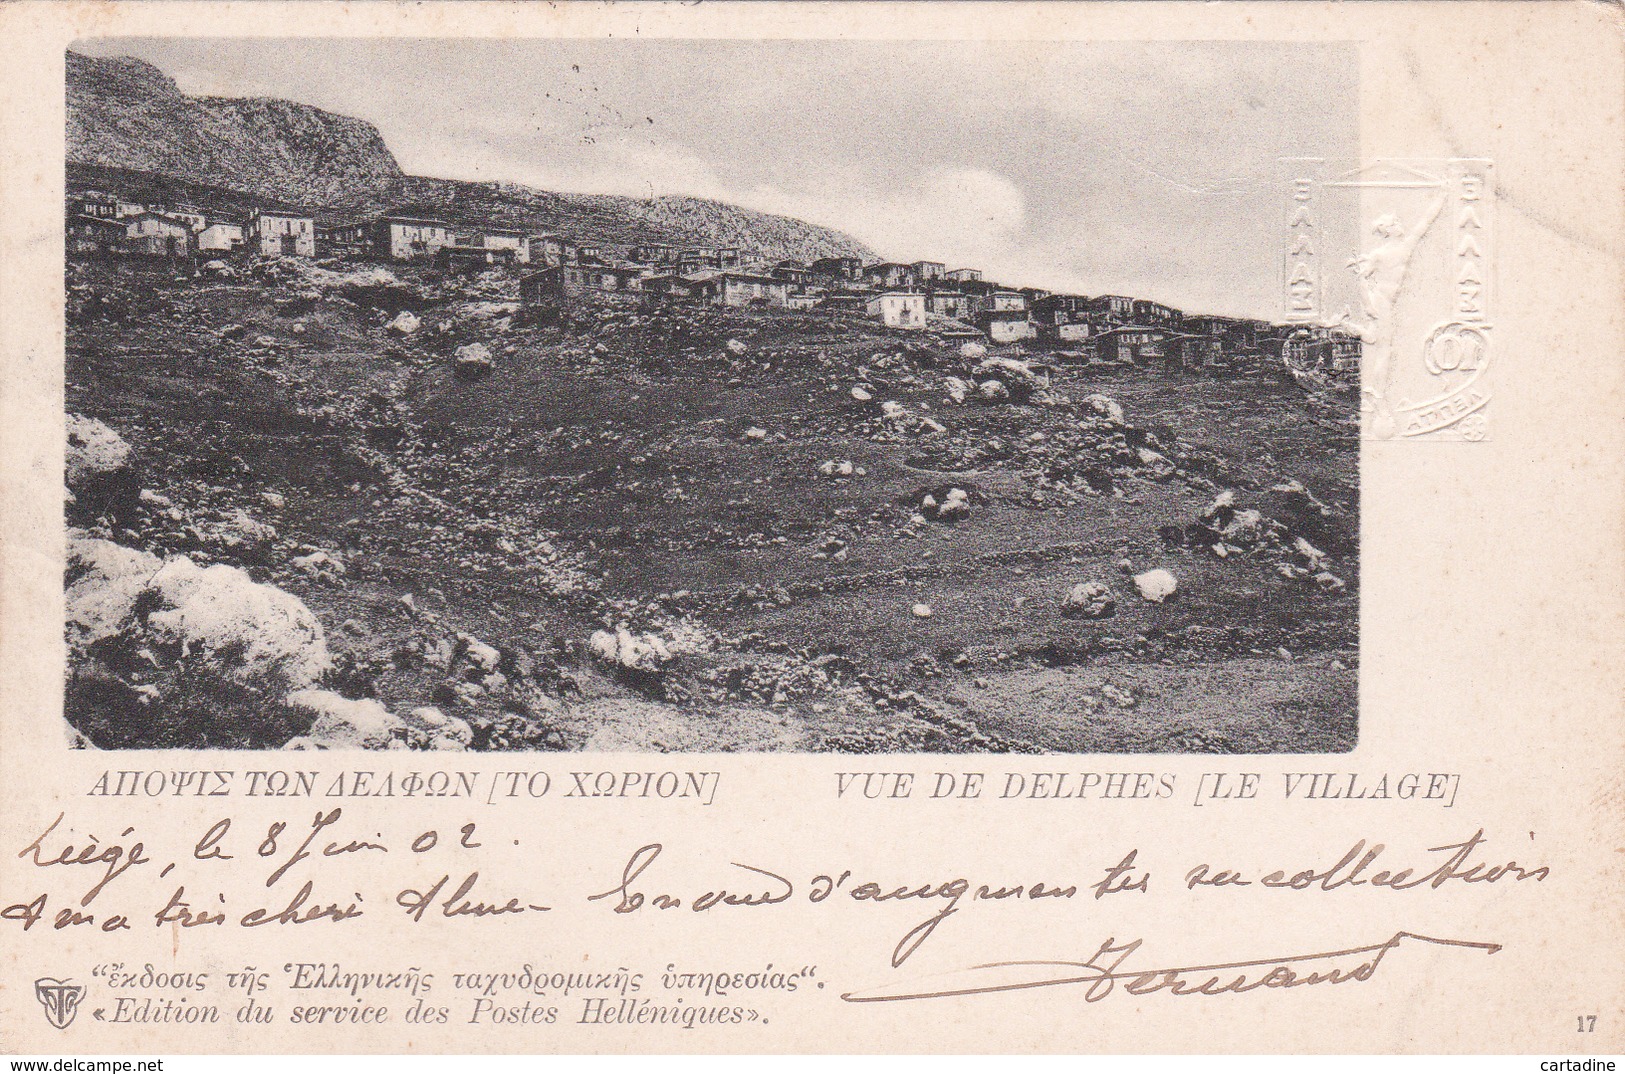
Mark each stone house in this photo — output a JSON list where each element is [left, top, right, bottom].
[[247, 209, 315, 257], [374, 215, 453, 261], [700, 272, 789, 308], [1092, 326, 1171, 364], [866, 291, 927, 330], [863, 262, 918, 290], [528, 234, 569, 267], [1084, 294, 1136, 327], [67, 215, 129, 257], [434, 244, 519, 273], [315, 220, 367, 257], [122, 212, 195, 257], [196, 221, 245, 253], [810, 256, 864, 282], [1032, 295, 1093, 343], [521, 264, 645, 304], [977, 309, 1035, 344], [160, 205, 208, 232], [927, 292, 974, 319], [1132, 299, 1182, 327], [475, 227, 530, 264]]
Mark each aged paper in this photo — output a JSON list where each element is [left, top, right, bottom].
[[1, 0, 1621, 1055]]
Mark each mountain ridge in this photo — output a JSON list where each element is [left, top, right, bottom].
[[65, 50, 877, 263]]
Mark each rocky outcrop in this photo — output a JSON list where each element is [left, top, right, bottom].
[[65, 413, 131, 489], [67, 51, 403, 205], [66, 532, 333, 688], [612, 194, 875, 263], [67, 50, 876, 263]]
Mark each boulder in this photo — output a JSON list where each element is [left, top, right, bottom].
[[1292, 537, 1328, 570], [1313, 570, 1347, 593], [1135, 447, 1176, 479], [1133, 568, 1178, 603], [64, 534, 162, 650], [1199, 491, 1275, 548], [927, 487, 971, 522], [1060, 581, 1116, 619], [1220, 508, 1267, 546], [1083, 394, 1126, 424], [460, 636, 502, 674], [200, 260, 235, 279], [142, 557, 334, 687], [291, 550, 346, 582], [850, 386, 873, 402], [67, 534, 333, 689], [202, 509, 277, 549], [407, 705, 474, 750], [977, 356, 1048, 390], [726, 339, 749, 356], [977, 379, 1010, 402], [285, 690, 403, 750], [453, 341, 494, 380], [911, 603, 933, 618], [1100, 684, 1135, 707], [386, 310, 421, 335], [943, 376, 969, 404], [1270, 478, 1334, 518], [589, 627, 673, 674], [65, 414, 131, 490], [1200, 489, 1237, 520], [959, 341, 988, 360]]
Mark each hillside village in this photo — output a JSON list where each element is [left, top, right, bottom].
[[61, 51, 1360, 756], [65, 187, 1361, 373]]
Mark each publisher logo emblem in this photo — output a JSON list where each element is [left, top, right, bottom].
[[35, 977, 86, 1029]]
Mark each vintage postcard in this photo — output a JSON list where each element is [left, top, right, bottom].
[[0, 0, 1620, 1056]]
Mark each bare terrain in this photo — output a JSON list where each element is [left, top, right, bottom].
[[64, 258, 1358, 753]]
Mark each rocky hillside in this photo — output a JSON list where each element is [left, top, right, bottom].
[[66, 50, 876, 261], [589, 194, 877, 263], [63, 256, 1357, 753], [67, 51, 403, 206]]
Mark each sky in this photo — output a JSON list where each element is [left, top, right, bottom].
[[73, 37, 1359, 319]]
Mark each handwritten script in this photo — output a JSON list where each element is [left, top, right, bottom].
[[4, 809, 1543, 994], [840, 931, 1500, 1002]]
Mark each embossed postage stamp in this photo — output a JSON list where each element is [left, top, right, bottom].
[[1282, 158, 1493, 441]]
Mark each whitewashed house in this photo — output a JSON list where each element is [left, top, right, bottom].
[[478, 227, 530, 264], [196, 221, 244, 252], [866, 291, 927, 330], [374, 215, 453, 261], [247, 209, 315, 257]]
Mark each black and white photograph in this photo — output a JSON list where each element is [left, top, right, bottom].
[[61, 38, 1362, 754]]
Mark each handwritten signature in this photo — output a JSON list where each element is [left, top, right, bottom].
[[840, 930, 1500, 1003]]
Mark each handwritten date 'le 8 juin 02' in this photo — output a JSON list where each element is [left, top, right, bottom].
[[6, 808, 1549, 1001]]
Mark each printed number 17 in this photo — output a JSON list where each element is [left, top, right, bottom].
[[1577, 1015, 1597, 1033]]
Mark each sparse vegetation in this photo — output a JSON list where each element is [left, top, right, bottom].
[[65, 257, 1356, 752]]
